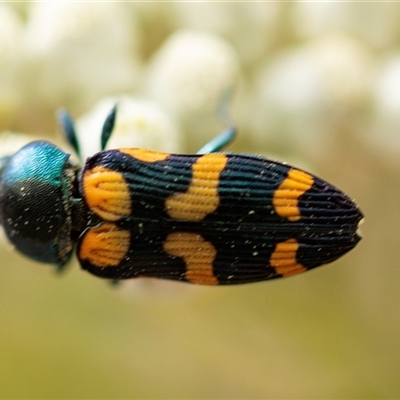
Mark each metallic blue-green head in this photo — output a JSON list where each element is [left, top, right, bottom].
[[0, 141, 75, 267]]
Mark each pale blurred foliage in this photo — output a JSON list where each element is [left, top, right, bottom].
[[0, 2, 399, 399]]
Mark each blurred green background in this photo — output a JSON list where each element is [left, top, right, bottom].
[[0, 2, 399, 398]]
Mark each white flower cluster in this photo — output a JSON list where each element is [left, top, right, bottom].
[[76, 96, 182, 161], [0, 2, 399, 164]]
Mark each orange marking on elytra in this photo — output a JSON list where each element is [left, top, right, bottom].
[[163, 232, 218, 285], [79, 223, 130, 267], [166, 153, 227, 221], [83, 166, 131, 221], [120, 148, 169, 162], [272, 168, 314, 221], [270, 239, 306, 277]]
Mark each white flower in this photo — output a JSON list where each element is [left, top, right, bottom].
[[0, 4, 23, 70], [74, 96, 182, 161], [250, 34, 373, 158], [23, 2, 142, 109], [146, 30, 240, 151]]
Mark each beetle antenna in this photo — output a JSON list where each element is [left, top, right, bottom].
[[100, 104, 118, 151], [57, 108, 81, 159]]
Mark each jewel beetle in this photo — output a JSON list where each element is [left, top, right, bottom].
[[0, 106, 363, 285]]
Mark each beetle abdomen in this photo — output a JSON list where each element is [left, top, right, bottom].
[[77, 149, 363, 284]]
